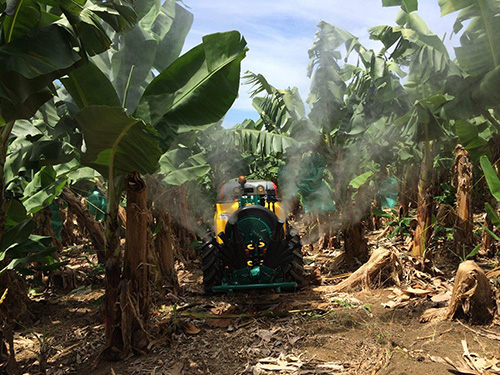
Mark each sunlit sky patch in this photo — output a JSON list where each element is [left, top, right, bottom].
[[182, 0, 459, 127]]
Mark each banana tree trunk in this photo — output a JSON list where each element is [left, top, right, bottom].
[[0, 121, 20, 373], [481, 212, 495, 256], [120, 172, 149, 354], [398, 171, 409, 218], [452, 145, 473, 254], [398, 164, 418, 218], [60, 187, 106, 263], [371, 169, 387, 231], [343, 199, 368, 267], [103, 181, 122, 359], [0, 121, 14, 240], [103, 172, 150, 360], [34, 207, 63, 253], [176, 185, 196, 259], [153, 212, 179, 293], [412, 136, 435, 258]]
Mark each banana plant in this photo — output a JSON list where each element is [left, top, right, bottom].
[[157, 119, 299, 210], [0, 0, 137, 295], [439, 0, 500, 119], [304, 21, 413, 262], [156, 74, 303, 198], [62, 27, 247, 357], [374, 4, 459, 257], [0, 97, 103, 277], [239, 23, 410, 264]]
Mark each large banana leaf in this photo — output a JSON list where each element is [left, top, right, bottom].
[[97, 0, 192, 111], [134, 30, 247, 151], [382, 0, 418, 12], [22, 166, 67, 214], [4, 138, 75, 188], [307, 22, 357, 131], [1, 224, 60, 275], [158, 148, 211, 186], [349, 171, 374, 189], [0, 24, 80, 79], [454, 119, 488, 158], [219, 129, 298, 155], [75, 105, 161, 178], [161, 165, 211, 186], [439, 0, 500, 110], [244, 72, 306, 134], [480, 155, 500, 201], [0, 0, 137, 122], [2, 0, 60, 43], [0, 220, 34, 258], [61, 61, 121, 108], [439, 0, 500, 76], [153, 2, 193, 71]]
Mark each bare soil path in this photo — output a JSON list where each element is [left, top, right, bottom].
[[12, 235, 500, 375]]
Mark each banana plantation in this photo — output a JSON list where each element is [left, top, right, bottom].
[[1, 0, 500, 374]]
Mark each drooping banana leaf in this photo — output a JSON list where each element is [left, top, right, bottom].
[[22, 166, 67, 214], [135, 30, 248, 151], [75, 105, 161, 178]]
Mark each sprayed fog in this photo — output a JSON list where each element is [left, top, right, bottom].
[[146, 20, 423, 248]]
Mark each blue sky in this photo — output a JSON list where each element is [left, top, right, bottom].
[[182, 1, 459, 127]]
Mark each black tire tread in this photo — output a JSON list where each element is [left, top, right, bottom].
[[283, 234, 304, 285], [201, 239, 222, 294]]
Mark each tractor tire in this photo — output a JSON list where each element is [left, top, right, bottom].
[[201, 238, 222, 294], [283, 234, 304, 286]]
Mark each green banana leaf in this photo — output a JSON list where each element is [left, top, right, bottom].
[[485, 202, 500, 229], [439, 0, 500, 76], [4, 138, 75, 186], [0, 0, 137, 122], [349, 171, 373, 189], [153, 2, 193, 71], [439, 0, 500, 111], [480, 155, 500, 201], [75, 105, 161, 178], [135, 30, 247, 151], [22, 166, 67, 214], [0, 220, 34, 258], [382, 0, 418, 12], [222, 129, 298, 155], [62, 61, 121, 109], [162, 165, 211, 186], [89, 0, 193, 112], [0, 24, 80, 79]]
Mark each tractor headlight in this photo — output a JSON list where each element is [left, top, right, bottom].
[[233, 187, 242, 195], [257, 185, 265, 194]]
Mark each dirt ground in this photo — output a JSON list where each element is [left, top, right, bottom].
[[11, 229, 500, 375]]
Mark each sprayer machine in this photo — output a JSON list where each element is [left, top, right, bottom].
[[202, 176, 304, 293]]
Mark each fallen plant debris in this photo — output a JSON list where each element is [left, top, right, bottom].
[[421, 260, 496, 324], [429, 340, 500, 375], [8, 218, 500, 375], [247, 353, 348, 375]]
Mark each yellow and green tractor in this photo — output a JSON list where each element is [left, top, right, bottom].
[[202, 176, 303, 293]]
